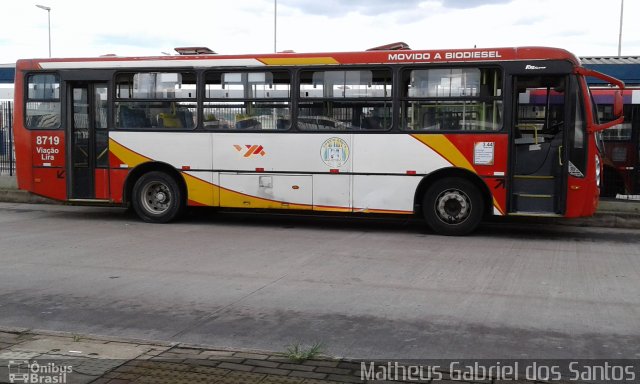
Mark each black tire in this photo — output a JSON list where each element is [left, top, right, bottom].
[[422, 177, 484, 236], [132, 171, 184, 223]]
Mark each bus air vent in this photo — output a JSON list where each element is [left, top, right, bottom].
[[174, 47, 217, 55], [366, 42, 411, 51]]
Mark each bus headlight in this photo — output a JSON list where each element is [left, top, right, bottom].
[[595, 155, 601, 188]]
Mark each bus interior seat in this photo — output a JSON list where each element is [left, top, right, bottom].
[[157, 107, 193, 129], [276, 118, 289, 130], [361, 116, 382, 130], [119, 106, 149, 128], [157, 114, 182, 128], [177, 109, 194, 128]]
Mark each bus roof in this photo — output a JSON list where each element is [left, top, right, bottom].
[[16, 46, 580, 70]]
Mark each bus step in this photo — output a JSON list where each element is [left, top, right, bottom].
[[513, 193, 555, 213], [512, 175, 555, 195], [509, 212, 563, 217]]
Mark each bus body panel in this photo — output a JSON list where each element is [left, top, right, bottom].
[[107, 131, 508, 215], [30, 47, 580, 69]]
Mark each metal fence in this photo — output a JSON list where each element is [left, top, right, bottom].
[[1, 101, 14, 175]]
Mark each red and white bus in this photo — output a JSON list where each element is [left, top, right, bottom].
[[13, 46, 624, 235]]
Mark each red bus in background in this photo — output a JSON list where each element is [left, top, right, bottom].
[[12, 46, 624, 235], [591, 89, 640, 198]]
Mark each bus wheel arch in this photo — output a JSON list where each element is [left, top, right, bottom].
[[124, 162, 187, 223], [414, 169, 492, 235]]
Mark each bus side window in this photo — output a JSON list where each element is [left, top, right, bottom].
[[400, 67, 502, 131], [25, 73, 61, 129], [115, 71, 197, 130]]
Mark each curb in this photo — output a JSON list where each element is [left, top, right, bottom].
[[0, 189, 57, 204], [0, 326, 285, 360]]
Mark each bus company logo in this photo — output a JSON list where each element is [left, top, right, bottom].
[[320, 137, 350, 168], [525, 65, 547, 70], [234, 144, 266, 158], [7, 360, 72, 383]]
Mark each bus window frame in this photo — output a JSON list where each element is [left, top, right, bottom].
[[113, 70, 199, 132], [398, 64, 505, 133], [203, 69, 293, 132], [295, 65, 395, 133], [24, 71, 62, 130]]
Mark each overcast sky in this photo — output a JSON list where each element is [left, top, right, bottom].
[[0, 0, 637, 63]]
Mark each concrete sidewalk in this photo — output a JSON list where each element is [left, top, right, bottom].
[[0, 328, 500, 384], [0, 328, 359, 384]]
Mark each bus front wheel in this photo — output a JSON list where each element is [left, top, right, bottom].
[[422, 178, 484, 236], [132, 171, 184, 223]]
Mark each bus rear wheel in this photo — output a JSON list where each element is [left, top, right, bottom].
[[132, 171, 184, 223], [422, 178, 484, 236]]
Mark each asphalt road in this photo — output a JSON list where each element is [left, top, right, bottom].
[[0, 202, 639, 360]]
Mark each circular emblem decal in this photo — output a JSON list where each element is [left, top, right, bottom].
[[320, 137, 350, 168]]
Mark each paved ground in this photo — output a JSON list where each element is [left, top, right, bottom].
[[4, 329, 628, 384], [0, 202, 639, 363], [0, 329, 379, 384]]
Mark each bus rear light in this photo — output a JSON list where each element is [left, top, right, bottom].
[[406, 170, 417, 175], [255, 167, 264, 172], [181, 166, 191, 170], [330, 169, 339, 173]]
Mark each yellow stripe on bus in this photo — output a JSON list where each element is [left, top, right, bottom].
[[411, 134, 474, 171], [109, 138, 149, 168], [259, 57, 340, 65], [183, 173, 219, 207]]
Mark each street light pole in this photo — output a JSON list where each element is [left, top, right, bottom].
[[36, 4, 51, 58], [618, 0, 624, 56]]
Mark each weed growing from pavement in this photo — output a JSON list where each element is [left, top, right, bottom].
[[284, 342, 325, 363], [72, 334, 82, 342]]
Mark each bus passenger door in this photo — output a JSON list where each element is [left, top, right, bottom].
[[68, 83, 109, 200], [510, 75, 568, 214]]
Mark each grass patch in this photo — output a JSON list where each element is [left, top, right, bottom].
[[284, 342, 325, 363]]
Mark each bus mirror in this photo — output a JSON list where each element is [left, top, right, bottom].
[[577, 67, 625, 133], [613, 90, 623, 118]]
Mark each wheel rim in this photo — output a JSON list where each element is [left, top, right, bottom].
[[434, 188, 471, 225], [140, 181, 172, 215]]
